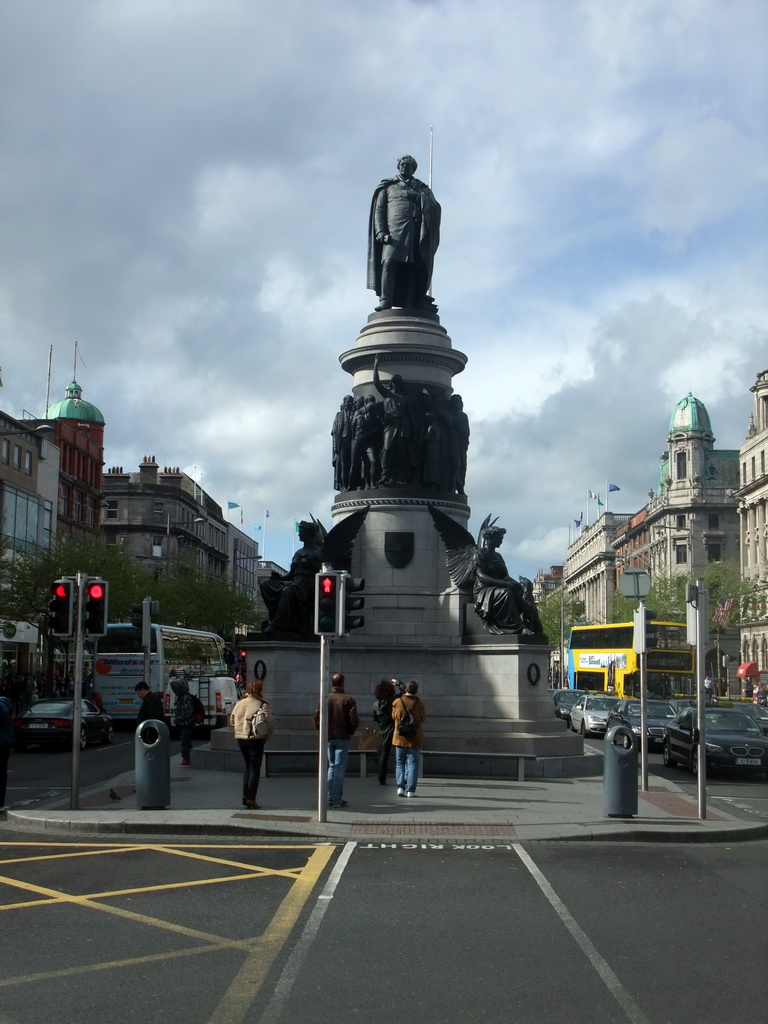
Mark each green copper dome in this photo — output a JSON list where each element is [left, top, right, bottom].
[[669, 393, 711, 435], [47, 381, 105, 424]]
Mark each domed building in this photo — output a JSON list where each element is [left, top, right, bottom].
[[44, 380, 105, 538]]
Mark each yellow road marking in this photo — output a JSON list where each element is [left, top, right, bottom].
[[0, 840, 338, 1021], [207, 844, 334, 1024]]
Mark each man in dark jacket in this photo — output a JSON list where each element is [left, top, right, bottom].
[[135, 682, 166, 725], [314, 672, 358, 808]]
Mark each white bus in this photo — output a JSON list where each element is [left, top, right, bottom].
[[94, 623, 239, 726]]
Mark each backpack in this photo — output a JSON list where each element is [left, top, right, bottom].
[[396, 698, 418, 738], [251, 701, 272, 740], [192, 695, 206, 725]]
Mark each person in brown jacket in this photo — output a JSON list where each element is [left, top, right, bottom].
[[314, 672, 359, 808], [392, 679, 426, 797]]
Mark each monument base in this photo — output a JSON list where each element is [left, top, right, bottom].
[[235, 638, 584, 765]]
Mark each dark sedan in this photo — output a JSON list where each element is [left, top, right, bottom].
[[740, 703, 768, 735], [663, 706, 768, 775], [606, 699, 676, 748], [13, 700, 114, 752], [552, 689, 584, 721]]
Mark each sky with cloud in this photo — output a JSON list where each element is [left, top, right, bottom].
[[1, 0, 766, 578]]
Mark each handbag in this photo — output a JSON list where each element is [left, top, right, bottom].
[[358, 727, 381, 751]]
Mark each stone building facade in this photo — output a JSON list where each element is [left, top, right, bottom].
[[737, 369, 768, 672]]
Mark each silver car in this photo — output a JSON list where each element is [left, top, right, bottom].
[[569, 694, 619, 737]]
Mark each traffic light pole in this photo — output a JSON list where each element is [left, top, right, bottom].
[[638, 600, 649, 792], [69, 570, 87, 810], [317, 635, 331, 824]]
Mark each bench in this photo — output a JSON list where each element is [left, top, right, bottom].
[[260, 748, 379, 778], [260, 748, 536, 781], [421, 750, 538, 782]]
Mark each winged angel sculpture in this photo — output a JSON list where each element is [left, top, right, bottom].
[[260, 508, 368, 634], [429, 506, 544, 636]]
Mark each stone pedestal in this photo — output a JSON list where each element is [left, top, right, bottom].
[[246, 308, 583, 769]]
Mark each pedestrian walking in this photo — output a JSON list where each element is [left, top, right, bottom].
[[230, 679, 274, 810], [372, 678, 397, 785], [314, 672, 359, 808], [392, 679, 426, 798], [170, 672, 195, 767], [134, 681, 166, 724], [0, 692, 12, 812]]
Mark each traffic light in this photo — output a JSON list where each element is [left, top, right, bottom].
[[315, 570, 341, 636], [48, 579, 75, 636], [83, 578, 109, 637], [340, 575, 365, 634]]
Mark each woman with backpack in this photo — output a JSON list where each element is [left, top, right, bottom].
[[230, 679, 274, 809], [392, 679, 426, 798]]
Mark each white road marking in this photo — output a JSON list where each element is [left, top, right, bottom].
[[512, 844, 652, 1024], [259, 842, 357, 1023]]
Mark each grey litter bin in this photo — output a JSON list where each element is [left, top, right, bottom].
[[135, 719, 171, 809], [603, 725, 638, 818]]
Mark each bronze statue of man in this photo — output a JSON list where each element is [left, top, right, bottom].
[[367, 155, 441, 312]]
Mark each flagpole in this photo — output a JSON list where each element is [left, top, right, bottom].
[[605, 479, 609, 513], [263, 512, 268, 562]]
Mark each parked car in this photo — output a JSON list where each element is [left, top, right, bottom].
[[569, 694, 619, 737], [663, 706, 768, 775], [552, 689, 584, 722], [606, 699, 676, 748], [739, 703, 768, 735], [13, 699, 114, 752]]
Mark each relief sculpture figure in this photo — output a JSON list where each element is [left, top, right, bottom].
[[260, 508, 368, 634], [428, 506, 544, 636]]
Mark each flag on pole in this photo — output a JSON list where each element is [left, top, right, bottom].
[[253, 524, 262, 531], [227, 502, 240, 510], [295, 521, 301, 534], [608, 483, 620, 493], [265, 510, 270, 518]]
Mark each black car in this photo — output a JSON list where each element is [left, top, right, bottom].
[[606, 699, 676, 748], [552, 689, 584, 721], [14, 699, 114, 752], [663, 706, 768, 775], [740, 703, 768, 735]]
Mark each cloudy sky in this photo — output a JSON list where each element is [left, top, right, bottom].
[[1, 0, 766, 578]]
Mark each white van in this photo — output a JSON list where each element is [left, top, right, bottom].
[[163, 675, 241, 730]]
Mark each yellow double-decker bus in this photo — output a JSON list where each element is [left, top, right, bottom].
[[567, 621, 694, 699]]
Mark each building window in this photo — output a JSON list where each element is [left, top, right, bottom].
[[676, 451, 686, 479], [675, 544, 688, 564], [752, 456, 756, 480], [1, 439, 8, 464], [24, 450, 32, 475], [105, 533, 117, 545], [58, 483, 70, 518], [707, 513, 719, 529], [105, 499, 118, 520], [676, 514, 686, 529], [742, 462, 747, 485], [762, 450, 766, 477], [74, 490, 83, 522], [12, 445, 21, 470], [707, 543, 721, 562], [152, 536, 164, 557], [153, 502, 164, 524]]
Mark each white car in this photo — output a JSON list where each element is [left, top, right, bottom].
[[569, 694, 619, 737]]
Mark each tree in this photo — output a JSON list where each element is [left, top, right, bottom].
[[611, 560, 759, 632], [151, 561, 259, 640]]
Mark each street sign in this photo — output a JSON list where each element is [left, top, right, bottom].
[[617, 568, 651, 599]]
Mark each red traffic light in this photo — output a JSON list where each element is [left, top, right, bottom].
[[86, 582, 105, 600], [52, 582, 68, 599], [320, 575, 336, 595]]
